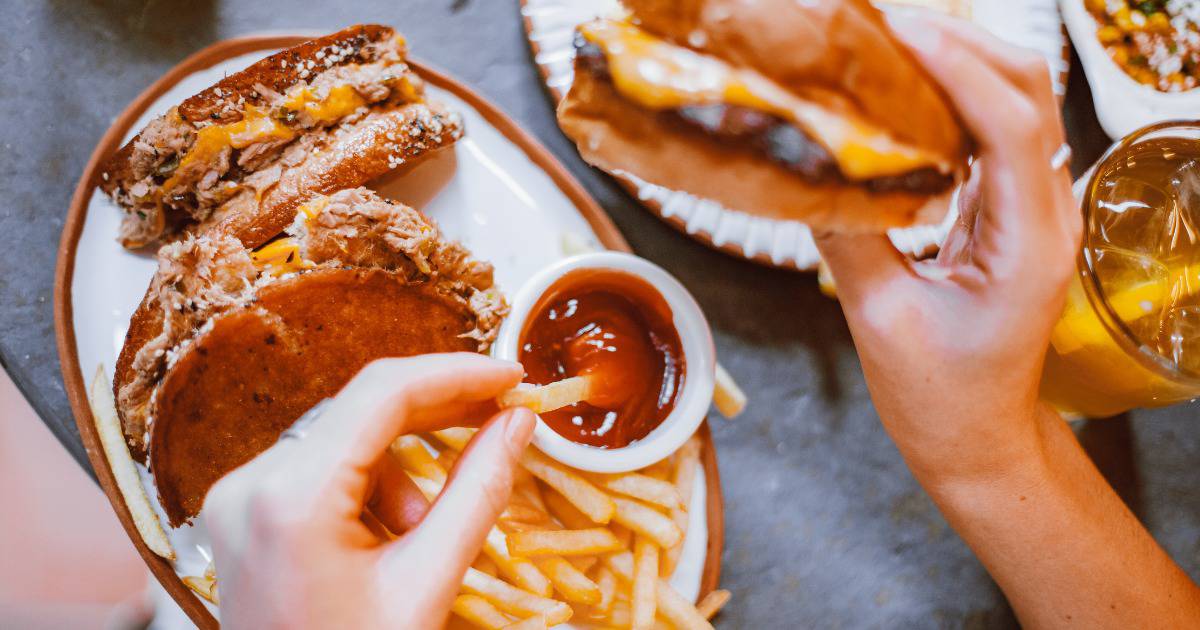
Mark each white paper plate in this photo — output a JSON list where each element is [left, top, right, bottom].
[[67, 47, 709, 626], [521, 0, 1071, 270], [1060, 0, 1200, 140]]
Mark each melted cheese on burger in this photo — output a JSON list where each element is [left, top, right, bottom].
[[578, 20, 949, 180]]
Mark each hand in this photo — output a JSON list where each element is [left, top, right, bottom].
[[818, 13, 1200, 627], [204, 353, 536, 629], [816, 12, 1078, 484]]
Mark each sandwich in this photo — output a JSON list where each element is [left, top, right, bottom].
[[112, 187, 506, 526], [100, 25, 463, 249], [556, 0, 970, 232]]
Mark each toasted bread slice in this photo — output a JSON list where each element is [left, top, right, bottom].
[[112, 188, 505, 463], [150, 267, 480, 526], [99, 25, 463, 248]]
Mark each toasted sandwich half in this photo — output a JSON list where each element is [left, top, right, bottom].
[[112, 187, 506, 525], [100, 25, 463, 249]]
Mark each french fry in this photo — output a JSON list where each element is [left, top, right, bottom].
[[568, 556, 598, 574], [714, 362, 747, 418], [453, 594, 513, 630], [87, 367, 175, 560], [514, 469, 548, 512], [612, 497, 682, 549], [696, 589, 732, 620], [533, 556, 601, 605], [508, 528, 623, 557], [655, 579, 714, 630], [521, 450, 615, 524], [591, 472, 682, 510], [502, 616, 548, 630], [604, 550, 635, 584], [543, 486, 595, 530], [610, 523, 634, 549], [639, 458, 673, 480], [462, 568, 572, 625], [390, 435, 446, 484], [593, 565, 618, 617], [502, 502, 553, 526], [437, 447, 460, 471], [498, 377, 592, 414], [632, 537, 659, 630], [609, 597, 632, 628], [474, 555, 501, 578], [183, 575, 219, 604], [663, 435, 701, 576], [485, 528, 554, 597], [432, 427, 476, 451]]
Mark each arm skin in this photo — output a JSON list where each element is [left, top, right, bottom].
[[817, 11, 1200, 627]]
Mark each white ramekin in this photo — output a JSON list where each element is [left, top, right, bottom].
[[493, 252, 715, 473]]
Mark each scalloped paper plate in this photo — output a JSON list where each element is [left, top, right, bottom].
[[522, 0, 1070, 270]]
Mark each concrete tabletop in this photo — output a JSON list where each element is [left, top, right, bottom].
[[3, 0, 1197, 627]]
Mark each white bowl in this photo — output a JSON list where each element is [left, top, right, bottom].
[[493, 252, 715, 472], [1061, 0, 1200, 139]]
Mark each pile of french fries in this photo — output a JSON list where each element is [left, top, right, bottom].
[[414, 429, 729, 630]]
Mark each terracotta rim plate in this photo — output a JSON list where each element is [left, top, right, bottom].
[[520, 0, 1072, 270], [54, 34, 724, 629]]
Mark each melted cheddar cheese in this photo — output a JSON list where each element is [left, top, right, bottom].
[[282, 84, 368, 125], [161, 106, 297, 194], [251, 237, 313, 277], [579, 20, 948, 180]]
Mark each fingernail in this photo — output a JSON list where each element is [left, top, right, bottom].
[[885, 11, 942, 56], [504, 407, 536, 448]]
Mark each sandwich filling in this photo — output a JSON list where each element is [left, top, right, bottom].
[[115, 187, 506, 457], [573, 20, 954, 194], [103, 27, 462, 248]]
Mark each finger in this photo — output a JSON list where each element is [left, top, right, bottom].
[[885, 12, 1066, 262], [368, 453, 430, 535], [380, 407, 536, 583], [814, 232, 918, 307], [296, 353, 522, 483]]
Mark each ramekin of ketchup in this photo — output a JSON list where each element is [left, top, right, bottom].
[[493, 252, 715, 473]]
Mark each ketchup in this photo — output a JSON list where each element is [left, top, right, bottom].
[[519, 269, 685, 448]]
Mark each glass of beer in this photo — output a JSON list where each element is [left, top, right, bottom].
[[1040, 121, 1200, 418]]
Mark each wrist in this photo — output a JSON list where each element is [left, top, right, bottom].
[[888, 401, 1055, 493]]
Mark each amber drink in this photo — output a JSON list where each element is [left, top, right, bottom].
[[1041, 122, 1200, 417]]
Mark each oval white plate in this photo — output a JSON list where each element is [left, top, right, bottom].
[[521, 0, 1070, 270], [65, 44, 710, 626], [1060, 0, 1200, 139]]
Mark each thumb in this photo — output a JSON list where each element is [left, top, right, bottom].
[[814, 233, 918, 308], [379, 407, 536, 583]]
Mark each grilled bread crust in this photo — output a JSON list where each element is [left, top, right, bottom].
[[99, 25, 397, 198]]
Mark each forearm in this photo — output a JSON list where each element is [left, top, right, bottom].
[[916, 405, 1200, 628]]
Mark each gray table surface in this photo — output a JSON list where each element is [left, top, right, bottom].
[[3, 0, 1197, 627]]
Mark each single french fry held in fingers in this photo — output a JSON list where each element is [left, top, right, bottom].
[[507, 528, 624, 557], [462, 568, 572, 625], [532, 556, 602, 605], [656, 579, 715, 630], [432, 427, 476, 451], [521, 449, 616, 524], [453, 594, 513, 630], [612, 497, 683, 549], [696, 589, 732, 620], [632, 537, 660, 630], [497, 376, 593, 413]]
